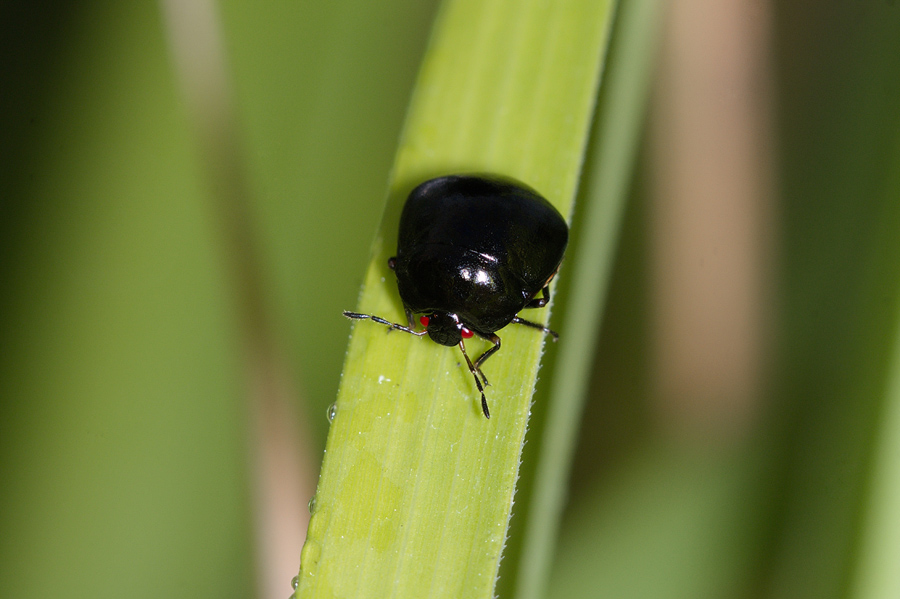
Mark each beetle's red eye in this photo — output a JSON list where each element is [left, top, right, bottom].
[[461, 327, 474, 339], [420, 316, 430, 327]]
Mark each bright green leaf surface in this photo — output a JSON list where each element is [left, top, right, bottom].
[[296, 1, 614, 597]]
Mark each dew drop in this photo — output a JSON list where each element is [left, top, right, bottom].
[[307, 495, 317, 514], [326, 403, 337, 423], [291, 575, 300, 590]]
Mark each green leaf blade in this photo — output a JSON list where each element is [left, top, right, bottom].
[[297, 1, 615, 597]]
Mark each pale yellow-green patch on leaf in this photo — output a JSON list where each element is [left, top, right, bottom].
[[296, 1, 615, 597]]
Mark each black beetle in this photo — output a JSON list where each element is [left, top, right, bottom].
[[345, 174, 568, 419]]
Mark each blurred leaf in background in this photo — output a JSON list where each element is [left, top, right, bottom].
[[762, 3, 900, 599]]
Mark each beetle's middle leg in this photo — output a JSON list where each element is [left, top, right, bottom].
[[510, 316, 558, 340]]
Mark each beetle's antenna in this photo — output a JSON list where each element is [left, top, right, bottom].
[[458, 340, 490, 419], [343, 311, 427, 336]]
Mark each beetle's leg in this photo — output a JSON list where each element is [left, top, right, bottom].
[[524, 285, 550, 309], [405, 308, 416, 329], [511, 316, 559, 340], [471, 334, 502, 387], [458, 340, 491, 419], [343, 311, 427, 336]]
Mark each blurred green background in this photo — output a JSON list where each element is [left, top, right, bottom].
[[2, 1, 900, 599]]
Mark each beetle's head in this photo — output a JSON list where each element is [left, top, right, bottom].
[[419, 312, 474, 347]]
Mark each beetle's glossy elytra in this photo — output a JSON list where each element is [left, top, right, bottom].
[[344, 174, 568, 419]]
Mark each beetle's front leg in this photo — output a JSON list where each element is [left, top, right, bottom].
[[458, 339, 492, 418], [471, 334, 501, 386]]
